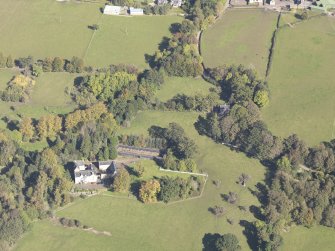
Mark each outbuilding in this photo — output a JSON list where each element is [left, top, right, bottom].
[[129, 7, 144, 15], [104, 5, 121, 15]]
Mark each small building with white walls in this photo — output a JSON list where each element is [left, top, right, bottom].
[[249, 0, 263, 4], [104, 5, 121, 15], [129, 7, 144, 15]]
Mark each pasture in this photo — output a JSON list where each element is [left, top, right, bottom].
[[0, 0, 181, 68], [201, 8, 278, 78], [85, 15, 182, 68], [14, 220, 116, 251], [262, 16, 335, 146], [155, 76, 212, 102], [281, 225, 335, 251], [16, 110, 266, 251]]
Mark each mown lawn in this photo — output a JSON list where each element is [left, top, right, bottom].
[[262, 16, 335, 146], [201, 8, 278, 78], [17, 110, 266, 251], [0, 0, 180, 69], [155, 76, 212, 102]]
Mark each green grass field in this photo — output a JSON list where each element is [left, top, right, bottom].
[[85, 15, 182, 68], [16, 110, 266, 251], [14, 220, 116, 251], [201, 9, 278, 78], [0, 0, 181, 69], [0, 0, 101, 60], [156, 76, 212, 102], [262, 16, 335, 146], [281, 225, 335, 251], [0, 68, 16, 89]]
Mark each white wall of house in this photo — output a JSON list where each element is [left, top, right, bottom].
[[75, 173, 98, 184]]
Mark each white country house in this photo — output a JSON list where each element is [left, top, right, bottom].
[[74, 160, 117, 184]]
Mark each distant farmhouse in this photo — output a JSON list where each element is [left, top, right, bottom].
[[170, 0, 183, 7], [104, 5, 121, 15], [129, 7, 144, 15], [157, 0, 182, 6], [74, 160, 117, 184], [249, 0, 263, 5], [157, 0, 169, 4], [214, 104, 230, 118]]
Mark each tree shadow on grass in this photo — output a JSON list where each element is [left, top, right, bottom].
[[158, 36, 170, 51], [130, 180, 142, 198], [194, 115, 209, 136], [240, 220, 258, 251], [144, 54, 157, 69], [249, 205, 265, 221]]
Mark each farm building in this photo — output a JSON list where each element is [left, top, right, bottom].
[[157, 0, 169, 4], [103, 5, 122, 15], [129, 7, 144, 15], [171, 0, 183, 7], [74, 160, 117, 184], [249, 0, 263, 5]]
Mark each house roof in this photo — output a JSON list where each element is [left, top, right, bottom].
[[171, 0, 183, 5], [75, 170, 96, 177], [157, 0, 169, 4], [129, 7, 144, 13], [99, 160, 113, 165], [74, 160, 85, 166]]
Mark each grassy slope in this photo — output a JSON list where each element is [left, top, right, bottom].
[[262, 16, 335, 146], [0, 0, 180, 69], [0, 68, 16, 89], [85, 15, 182, 68], [17, 111, 266, 251], [155, 76, 212, 102], [281, 225, 335, 251], [0, 0, 101, 60], [201, 9, 278, 78], [14, 220, 116, 251]]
